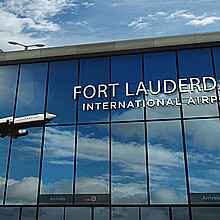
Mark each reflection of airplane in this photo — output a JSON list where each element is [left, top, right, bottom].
[[0, 113, 56, 138]]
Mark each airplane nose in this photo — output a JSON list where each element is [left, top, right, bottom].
[[46, 113, 56, 120]]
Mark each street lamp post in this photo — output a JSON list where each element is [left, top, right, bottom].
[[8, 41, 45, 50]]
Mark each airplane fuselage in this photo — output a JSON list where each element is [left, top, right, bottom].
[[0, 113, 56, 138]]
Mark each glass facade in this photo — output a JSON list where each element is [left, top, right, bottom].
[[0, 46, 219, 219]]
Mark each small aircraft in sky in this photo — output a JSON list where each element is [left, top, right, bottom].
[[0, 112, 56, 138]]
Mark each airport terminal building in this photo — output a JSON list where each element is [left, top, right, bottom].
[[0, 32, 220, 219]]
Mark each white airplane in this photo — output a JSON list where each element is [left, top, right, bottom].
[[0, 112, 56, 138]]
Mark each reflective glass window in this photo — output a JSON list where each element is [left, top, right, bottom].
[[15, 63, 48, 116], [38, 207, 64, 220], [192, 207, 220, 220], [47, 60, 78, 124], [95, 207, 109, 220], [147, 121, 187, 204], [0, 65, 18, 204], [111, 54, 144, 121], [178, 48, 218, 117], [21, 207, 36, 220], [112, 208, 139, 220], [0, 207, 20, 220], [212, 47, 220, 108], [6, 127, 43, 205], [40, 126, 75, 204], [66, 207, 90, 220], [144, 51, 180, 119], [0, 65, 18, 118], [111, 122, 147, 204], [184, 119, 220, 204], [172, 207, 189, 220], [141, 207, 169, 220], [75, 124, 109, 204], [5, 63, 48, 205], [78, 57, 110, 123]]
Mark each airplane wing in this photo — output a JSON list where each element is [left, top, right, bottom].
[[0, 122, 13, 138], [0, 124, 28, 138]]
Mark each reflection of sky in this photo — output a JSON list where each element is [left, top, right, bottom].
[[47, 60, 78, 124], [0, 66, 18, 118], [16, 63, 48, 117], [1, 115, 220, 204], [0, 50, 220, 207]]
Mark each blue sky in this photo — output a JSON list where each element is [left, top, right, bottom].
[[1, 0, 220, 51]]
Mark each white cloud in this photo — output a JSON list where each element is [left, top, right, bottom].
[[128, 17, 149, 30], [186, 16, 220, 26], [167, 9, 220, 26], [66, 21, 94, 33], [81, 2, 96, 8], [0, 0, 77, 32], [167, 10, 196, 20], [0, 0, 78, 50], [111, 3, 121, 7], [128, 9, 220, 31]]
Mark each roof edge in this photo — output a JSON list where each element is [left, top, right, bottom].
[[1, 31, 220, 65]]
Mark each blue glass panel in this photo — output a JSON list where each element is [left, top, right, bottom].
[[145, 51, 177, 81], [0, 65, 18, 204], [178, 48, 213, 78], [111, 54, 144, 121], [0, 65, 18, 117], [66, 207, 90, 220], [185, 119, 220, 204], [212, 47, 220, 107], [78, 57, 110, 123], [40, 126, 75, 196], [6, 63, 48, 205], [172, 207, 189, 220], [16, 63, 47, 117], [95, 207, 109, 220], [148, 121, 187, 204], [192, 207, 220, 220], [112, 208, 138, 220], [38, 207, 64, 220], [47, 60, 78, 124], [0, 207, 20, 220], [75, 124, 109, 197], [111, 122, 147, 204], [21, 207, 36, 220], [141, 207, 169, 220], [178, 48, 218, 117], [6, 127, 43, 205], [144, 51, 180, 119]]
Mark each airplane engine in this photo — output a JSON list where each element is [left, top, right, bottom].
[[17, 130, 28, 137]]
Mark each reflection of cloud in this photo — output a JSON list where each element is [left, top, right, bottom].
[[41, 178, 72, 194], [149, 144, 183, 167], [112, 182, 146, 203], [76, 177, 108, 194], [151, 188, 186, 204], [16, 115, 220, 200], [189, 177, 220, 192], [6, 177, 38, 204]]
